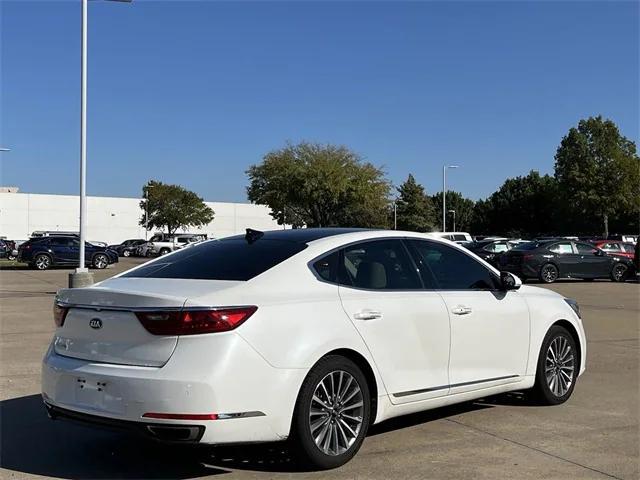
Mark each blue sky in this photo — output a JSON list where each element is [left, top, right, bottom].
[[1, 0, 638, 202]]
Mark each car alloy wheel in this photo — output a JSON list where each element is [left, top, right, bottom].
[[541, 264, 558, 283], [309, 370, 365, 456], [34, 255, 51, 270], [611, 264, 627, 282], [123, 250, 130, 257], [545, 336, 575, 397], [93, 254, 108, 269]]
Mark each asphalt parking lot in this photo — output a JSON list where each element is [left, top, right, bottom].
[[0, 258, 638, 480]]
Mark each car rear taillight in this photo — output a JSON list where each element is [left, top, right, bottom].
[[53, 302, 69, 327], [22, 244, 31, 250], [523, 254, 534, 261], [135, 306, 257, 336]]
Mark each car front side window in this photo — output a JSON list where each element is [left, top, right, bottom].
[[409, 240, 499, 290], [575, 243, 598, 255]]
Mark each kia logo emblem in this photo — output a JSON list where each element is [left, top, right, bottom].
[[89, 318, 103, 329]]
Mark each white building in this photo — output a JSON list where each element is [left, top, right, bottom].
[[0, 191, 282, 244]]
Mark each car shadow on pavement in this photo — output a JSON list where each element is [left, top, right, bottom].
[[1, 393, 523, 477]]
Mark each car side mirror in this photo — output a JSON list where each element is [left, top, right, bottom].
[[500, 271, 522, 290]]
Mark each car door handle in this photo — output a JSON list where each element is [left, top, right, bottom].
[[451, 306, 472, 316], [353, 310, 383, 321]]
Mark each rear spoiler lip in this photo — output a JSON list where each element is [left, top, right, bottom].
[[55, 301, 255, 313]]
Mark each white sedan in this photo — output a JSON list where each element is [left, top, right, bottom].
[[42, 228, 586, 469]]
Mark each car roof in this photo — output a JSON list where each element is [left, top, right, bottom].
[[225, 228, 372, 244]]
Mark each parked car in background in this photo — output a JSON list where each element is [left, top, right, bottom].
[[139, 233, 206, 257], [0, 239, 17, 260], [500, 240, 631, 283], [430, 232, 473, 244], [42, 228, 586, 469], [590, 240, 635, 260], [464, 238, 528, 267], [17, 236, 119, 270], [607, 234, 638, 244], [109, 239, 146, 257]]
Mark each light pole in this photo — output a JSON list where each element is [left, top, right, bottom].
[[70, 0, 131, 288], [393, 199, 397, 230], [442, 165, 459, 231], [448, 209, 456, 232]]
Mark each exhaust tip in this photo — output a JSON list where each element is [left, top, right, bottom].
[[145, 425, 204, 442]]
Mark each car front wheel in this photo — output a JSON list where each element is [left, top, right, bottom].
[[540, 263, 559, 283], [530, 325, 578, 405], [123, 250, 131, 257], [34, 254, 51, 270], [290, 355, 371, 469], [92, 253, 109, 269]]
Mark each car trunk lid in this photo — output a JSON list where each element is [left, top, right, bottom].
[[54, 278, 243, 367]]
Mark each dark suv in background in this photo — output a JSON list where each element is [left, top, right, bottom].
[[108, 238, 146, 257], [500, 239, 631, 283], [17, 236, 119, 270]]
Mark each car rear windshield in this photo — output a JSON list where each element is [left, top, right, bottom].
[[122, 238, 307, 281]]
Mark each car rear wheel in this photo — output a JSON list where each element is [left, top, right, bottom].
[[540, 263, 559, 283], [611, 263, 628, 282], [34, 254, 51, 270], [92, 253, 109, 269], [290, 355, 371, 470], [530, 325, 577, 405], [159, 248, 171, 256]]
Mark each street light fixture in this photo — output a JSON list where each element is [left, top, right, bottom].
[[442, 165, 459, 231], [448, 209, 456, 232], [70, 0, 132, 288]]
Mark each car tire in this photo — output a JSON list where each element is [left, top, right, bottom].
[[92, 253, 109, 269], [530, 325, 578, 405], [610, 263, 628, 282], [539, 263, 559, 283], [159, 248, 171, 256], [290, 355, 371, 470], [33, 254, 52, 270], [123, 250, 130, 257]]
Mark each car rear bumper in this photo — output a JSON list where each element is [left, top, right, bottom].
[[43, 401, 205, 442], [41, 333, 307, 444]]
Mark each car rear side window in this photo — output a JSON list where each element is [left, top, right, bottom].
[[549, 242, 573, 254], [341, 240, 422, 290], [123, 239, 307, 281], [409, 240, 499, 290]]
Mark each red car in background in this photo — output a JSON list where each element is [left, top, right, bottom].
[[591, 240, 635, 260]]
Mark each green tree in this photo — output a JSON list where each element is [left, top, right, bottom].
[[246, 142, 391, 228], [478, 171, 559, 237], [431, 191, 475, 232], [394, 174, 435, 232], [554, 116, 640, 237], [139, 180, 214, 235]]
